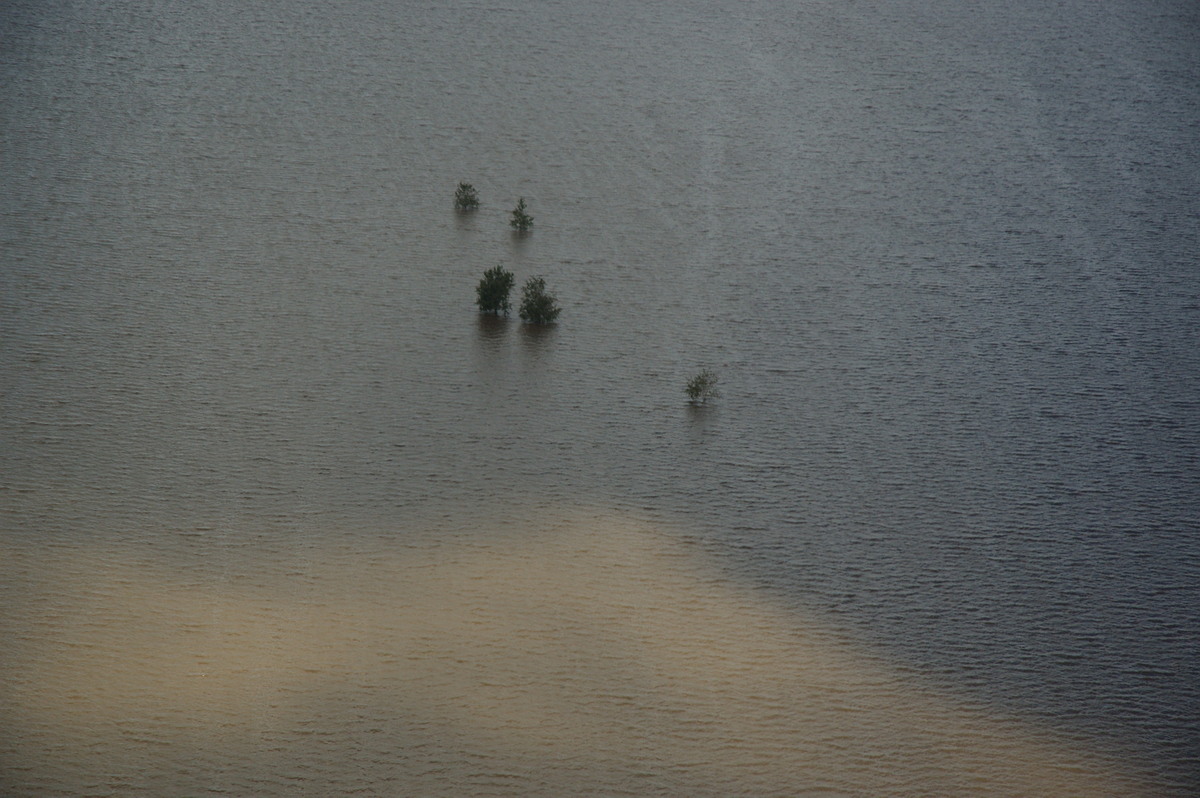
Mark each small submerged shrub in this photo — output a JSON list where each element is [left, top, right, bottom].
[[685, 369, 719, 404], [454, 182, 480, 211], [509, 197, 533, 231], [518, 275, 560, 324], [476, 265, 516, 315]]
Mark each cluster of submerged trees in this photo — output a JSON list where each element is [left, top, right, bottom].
[[454, 182, 531, 231], [455, 182, 716, 403], [476, 264, 561, 325], [456, 183, 559, 324]]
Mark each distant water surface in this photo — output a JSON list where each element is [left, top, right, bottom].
[[2, 0, 1198, 795]]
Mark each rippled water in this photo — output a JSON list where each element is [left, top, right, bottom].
[[3, 0, 1198, 794]]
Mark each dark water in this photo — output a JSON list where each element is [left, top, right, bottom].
[[2, 0, 1198, 794]]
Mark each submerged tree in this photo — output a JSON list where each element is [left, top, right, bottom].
[[454, 182, 480, 210], [509, 197, 534, 231], [518, 275, 560, 324], [685, 369, 719, 404], [476, 265, 516, 315]]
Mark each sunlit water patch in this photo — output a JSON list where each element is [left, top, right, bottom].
[[0, 513, 1156, 796]]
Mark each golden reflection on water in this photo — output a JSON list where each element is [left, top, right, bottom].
[[1, 512, 1149, 796]]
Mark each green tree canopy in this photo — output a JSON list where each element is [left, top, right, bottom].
[[454, 182, 480, 210], [509, 197, 533, 231], [518, 275, 560, 324], [476, 265, 516, 315]]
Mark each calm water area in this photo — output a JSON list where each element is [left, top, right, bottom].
[[2, 0, 1199, 794]]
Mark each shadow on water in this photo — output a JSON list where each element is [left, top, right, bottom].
[[474, 312, 511, 349], [453, 208, 479, 231], [508, 229, 534, 255], [517, 319, 557, 347], [684, 412, 720, 460]]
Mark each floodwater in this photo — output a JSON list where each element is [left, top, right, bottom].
[[2, 0, 1198, 795]]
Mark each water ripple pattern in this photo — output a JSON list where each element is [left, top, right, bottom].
[[2, 0, 1198, 795]]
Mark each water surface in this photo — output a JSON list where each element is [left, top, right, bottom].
[[2, 0, 1198, 794]]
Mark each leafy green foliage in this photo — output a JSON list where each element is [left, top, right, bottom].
[[476, 265, 516, 315], [509, 197, 534, 231], [454, 182, 480, 210], [518, 275, 561, 324], [685, 369, 719, 404]]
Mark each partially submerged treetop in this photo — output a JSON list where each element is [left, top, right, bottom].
[[509, 197, 533, 231], [454, 182, 480, 211], [518, 275, 560, 324], [476, 265, 515, 315], [685, 369, 719, 404]]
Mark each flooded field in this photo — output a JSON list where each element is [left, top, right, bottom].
[[2, 0, 1198, 794]]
